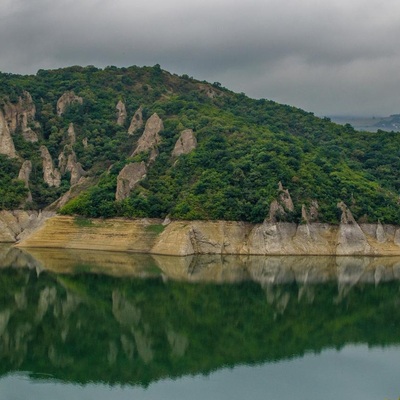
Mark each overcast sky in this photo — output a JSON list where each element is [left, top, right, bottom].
[[1, 0, 399, 116]]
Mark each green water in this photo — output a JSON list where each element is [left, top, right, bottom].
[[1, 246, 400, 399]]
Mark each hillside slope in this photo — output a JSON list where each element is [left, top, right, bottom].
[[0, 65, 399, 224]]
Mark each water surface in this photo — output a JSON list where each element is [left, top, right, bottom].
[[0, 246, 400, 399]]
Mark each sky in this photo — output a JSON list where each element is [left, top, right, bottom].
[[1, 0, 400, 117]]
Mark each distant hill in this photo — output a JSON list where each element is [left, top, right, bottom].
[[0, 65, 399, 224], [329, 115, 400, 132]]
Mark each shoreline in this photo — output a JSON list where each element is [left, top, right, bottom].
[[1, 213, 398, 256]]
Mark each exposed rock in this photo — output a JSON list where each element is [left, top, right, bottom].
[[14, 216, 400, 256], [3, 91, 39, 142], [57, 91, 83, 116], [58, 145, 86, 185], [301, 201, 319, 223], [128, 106, 143, 135], [376, 220, 387, 243], [82, 137, 88, 148], [337, 201, 356, 224], [131, 113, 163, 158], [0, 110, 18, 158], [18, 160, 33, 203], [116, 100, 127, 126], [0, 210, 55, 243], [40, 145, 61, 187], [115, 162, 147, 201], [172, 129, 197, 157], [67, 123, 76, 145], [394, 229, 400, 246], [267, 182, 294, 222], [336, 202, 372, 255]]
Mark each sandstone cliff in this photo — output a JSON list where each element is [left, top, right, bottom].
[[115, 162, 147, 201], [128, 106, 143, 134], [3, 91, 39, 142], [0, 210, 55, 243], [57, 91, 83, 116], [172, 129, 197, 157], [267, 182, 294, 222], [131, 113, 163, 160], [13, 216, 400, 256], [0, 110, 18, 158], [18, 160, 33, 203], [58, 145, 86, 185], [40, 146, 61, 187], [116, 100, 127, 126]]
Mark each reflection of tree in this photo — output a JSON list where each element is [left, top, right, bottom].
[[0, 267, 400, 387]]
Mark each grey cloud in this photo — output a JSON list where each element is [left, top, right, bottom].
[[1, 0, 400, 115]]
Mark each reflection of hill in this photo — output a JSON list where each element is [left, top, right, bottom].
[[1, 248, 400, 386]]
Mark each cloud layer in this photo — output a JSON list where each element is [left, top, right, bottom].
[[1, 0, 400, 115]]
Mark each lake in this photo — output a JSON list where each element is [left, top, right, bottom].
[[1, 245, 400, 400]]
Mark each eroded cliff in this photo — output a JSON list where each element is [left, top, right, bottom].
[[11, 216, 400, 256]]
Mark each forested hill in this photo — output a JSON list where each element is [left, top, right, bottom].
[[0, 65, 399, 224]]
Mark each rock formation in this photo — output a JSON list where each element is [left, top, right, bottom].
[[9, 215, 400, 256], [57, 91, 83, 116], [3, 91, 39, 142], [67, 123, 76, 145], [172, 129, 197, 157], [0, 110, 18, 158], [115, 162, 147, 201], [131, 113, 163, 159], [0, 210, 55, 243], [18, 160, 33, 203], [301, 200, 319, 223], [116, 100, 127, 126], [336, 202, 372, 255], [82, 137, 88, 148], [40, 146, 61, 187], [128, 106, 143, 134], [58, 145, 86, 185], [267, 182, 294, 222]]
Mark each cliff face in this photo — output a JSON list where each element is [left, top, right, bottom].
[[12, 216, 400, 256], [0, 110, 18, 158], [0, 210, 55, 243]]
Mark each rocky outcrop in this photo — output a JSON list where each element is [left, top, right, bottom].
[[172, 129, 197, 157], [301, 200, 319, 223], [131, 113, 163, 160], [116, 100, 127, 126], [40, 146, 61, 187], [0, 110, 18, 158], [115, 162, 147, 201], [267, 182, 294, 222], [67, 123, 76, 145], [57, 91, 83, 116], [0, 210, 55, 243], [3, 91, 39, 142], [15, 216, 400, 256], [82, 137, 88, 148], [18, 160, 33, 203], [58, 145, 86, 185], [128, 106, 143, 135], [336, 202, 372, 255]]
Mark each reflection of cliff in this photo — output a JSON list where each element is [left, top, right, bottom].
[[0, 262, 400, 386]]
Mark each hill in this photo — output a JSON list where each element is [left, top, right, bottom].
[[0, 65, 399, 224]]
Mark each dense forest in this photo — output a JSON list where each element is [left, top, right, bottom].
[[0, 64, 399, 224]]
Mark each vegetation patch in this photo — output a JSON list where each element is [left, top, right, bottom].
[[74, 216, 94, 227], [145, 224, 165, 234]]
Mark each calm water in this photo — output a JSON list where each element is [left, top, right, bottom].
[[1, 245, 400, 400]]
